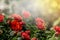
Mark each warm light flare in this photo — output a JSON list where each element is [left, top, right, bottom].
[[35, 0, 60, 15]]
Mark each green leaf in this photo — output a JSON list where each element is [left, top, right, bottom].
[[48, 34, 56, 40], [12, 37, 17, 40]]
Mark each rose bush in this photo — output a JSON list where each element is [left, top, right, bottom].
[[0, 13, 60, 40]]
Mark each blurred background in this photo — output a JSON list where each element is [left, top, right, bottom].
[[0, 0, 60, 27]]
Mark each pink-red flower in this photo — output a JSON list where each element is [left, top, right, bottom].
[[22, 11, 31, 18], [0, 14, 4, 22], [54, 26, 60, 32], [21, 32, 30, 40], [54, 26, 60, 36], [9, 14, 22, 21], [31, 37, 38, 40], [36, 23, 45, 30], [35, 17, 45, 30], [35, 17, 44, 23], [10, 20, 22, 31]]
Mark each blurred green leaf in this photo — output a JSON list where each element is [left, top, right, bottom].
[[48, 34, 56, 40], [12, 37, 17, 40]]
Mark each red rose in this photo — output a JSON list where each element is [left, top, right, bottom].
[[10, 20, 22, 31], [54, 26, 60, 32], [31, 37, 38, 40], [36, 23, 45, 30], [0, 14, 4, 22], [54, 26, 60, 36], [21, 32, 30, 40], [35, 17, 44, 23], [35, 18, 45, 30], [9, 14, 22, 21]]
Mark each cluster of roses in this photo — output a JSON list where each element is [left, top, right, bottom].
[[0, 13, 31, 40], [0, 11, 60, 40], [0, 12, 46, 40], [8, 14, 31, 40], [8, 14, 45, 40]]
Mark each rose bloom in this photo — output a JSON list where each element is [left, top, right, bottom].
[[10, 20, 22, 31], [0, 14, 4, 22], [31, 37, 38, 40], [9, 14, 22, 21], [35, 17, 45, 30], [54, 26, 60, 32], [22, 11, 31, 18], [54, 26, 60, 36], [36, 23, 45, 30], [35, 17, 44, 23], [21, 32, 30, 40]]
